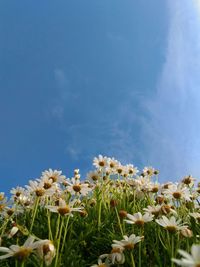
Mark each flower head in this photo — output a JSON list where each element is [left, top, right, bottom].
[[112, 234, 143, 250], [35, 239, 56, 266], [46, 198, 83, 216], [124, 212, 154, 226], [156, 216, 187, 233], [172, 244, 200, 267], [0, 236, 38, 261]]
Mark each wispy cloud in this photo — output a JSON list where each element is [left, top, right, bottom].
[[51, 0, 200, 181], [140, 0, 200, 180]]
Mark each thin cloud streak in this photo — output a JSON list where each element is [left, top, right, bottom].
[[141, 0, 200, 180]]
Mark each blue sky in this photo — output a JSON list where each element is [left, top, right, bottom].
[[1, 0, 199, 194]]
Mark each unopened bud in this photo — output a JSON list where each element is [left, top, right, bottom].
[[8, 226, 19, 238], [119, 210, 127, 219], [110, 199, 118, 207], [180, 228, 193, 238]]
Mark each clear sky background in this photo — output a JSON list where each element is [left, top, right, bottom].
[[1, 0, 200, 194]]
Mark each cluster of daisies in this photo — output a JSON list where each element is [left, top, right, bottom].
[[0, 155, 199, 266]]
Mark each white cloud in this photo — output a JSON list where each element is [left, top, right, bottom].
[[140, 0, 200, 180], [54, 68, 68, 89]]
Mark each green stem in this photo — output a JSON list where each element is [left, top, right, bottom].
[[138, 228, 143, 267], [131, 252, 136, 267], [55, 214, 61, 241], [139, 240, 142, 267], [30, 197, 40, 233], [171, 235, 174, 267], [47, 210, 53, 241], [115, 207, 123, 236], [60, 216, 70, 254], [54, 217, 64, 267], [98, 200, 102, 230]]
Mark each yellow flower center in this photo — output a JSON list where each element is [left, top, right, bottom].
[[99, 161, 105, 167], [183, 177, 192, 184], [124, 243, 134, 250], [44, 183, 52, 189], [173, 192, 182, 199], [58, 206, 70, 215], [117, 168, 123, 174], [14, 247, 32, 261], [165, 226, 177, 233], [35, 189, 45, 197], [91, 175, 98, 181], [147, 170, 153, 176], [135, 220, 144, 226], [73, 185, 81, 192], [151, 187, 159, 193]]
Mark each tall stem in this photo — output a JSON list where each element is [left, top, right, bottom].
[[98, 200, 102, 230], [30, 197, 39, 233], [47, 210, 53, 241], [115, 207, 123, 236], [54, 217, 64, 267], [55, 214, 60, 241], [60, 216, 70, 254], [131, 252, 136, 267], [171, 235, 174, 267]]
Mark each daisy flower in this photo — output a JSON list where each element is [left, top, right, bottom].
[[181, 175, 196, 186], [100, 247, 125, 265], [124, 212, 154, 226], [107, 157, 120, 173], [0, 236, 40, 261], [112, 234, 143, 250], [172, 244, 200, 267], [142, 166, 156, 177], [93, 155, 108, 169], [125, 164, 139, 177], [66, 178, 92, 196], [156, 216, 187, 233], [115, 163, 126, 176], [35, 239, 56, 266], [10, 186, 25, 201], [41, 169, 66, 184], [26, 180, 46, 197], [46, 198, 83, 216], [87, 171, 100, 183], [162, 183, 191, 202]]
